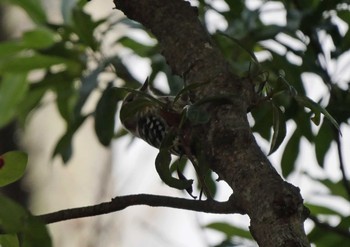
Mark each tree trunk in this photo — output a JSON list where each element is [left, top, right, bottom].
[[113, 1, 310, 246]]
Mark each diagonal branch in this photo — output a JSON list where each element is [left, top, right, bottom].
[[113, 1, 310, 246], [38, 194, 245, 224]]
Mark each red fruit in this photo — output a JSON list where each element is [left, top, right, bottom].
[[0, 157, 4, 169]]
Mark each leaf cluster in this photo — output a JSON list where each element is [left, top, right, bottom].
[[0, 151, 51, 247]]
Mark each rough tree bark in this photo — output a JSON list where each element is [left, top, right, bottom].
[[113, 0, 310, 246]]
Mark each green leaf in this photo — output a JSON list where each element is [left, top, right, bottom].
[[0, 151, 28, 187], [281, 129, 300, 177], [317, 178, 349, 200], [0, 73, 28, 128], [0, 234, 19, 247], [0, 195, 52, 247], [314, 122, 333, 167], [117, 36, 155, 57], [0, 195, 28, 233], [0, 54, 80, 73], [269, 103, 287, 155], [53, 131, 74, 163], [71, 7, 99, 50], [0, 42, 27, 58], [22, 28, 57, 49], [3, 0, 47, 24], [216, 31, 260, 66], [169, 157, 188, 173], [294, 95, 340, 132], [308, 216, 350, 247], [55, 81, 77, 122], [203, 170, 217, 198], [254, 25, 285, 41], [305, 203, 343, 216], [74, 64, 107, 117], [61, 0, 77, 24], [21, 215, 52, 247], [206, 222, 252, 240], [110, 58, 140, 86], [17, 82, 49, 126], [176, 168, 196, 198], [251, 101, 272, 141], [155, 148, 193, 190], [94, 84, 124, 146], [53, 115, 87, 163]]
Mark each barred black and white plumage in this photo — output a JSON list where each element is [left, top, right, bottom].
[[120, 78, 187, 155], [138, 115, 167, 148]]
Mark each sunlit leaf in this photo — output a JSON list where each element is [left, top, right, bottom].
[[0, 42, 27, 57], [0, 151, 28, 187], [0, 54, 80, 73], [22, 27, 57, 49], [0, 73, 28, 128], [0, 234, 19, 247]]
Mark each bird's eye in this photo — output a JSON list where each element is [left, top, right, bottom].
[[123, 93, 135, 103]]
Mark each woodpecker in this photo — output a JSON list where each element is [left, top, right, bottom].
[[120, 79, 213, 198], [120, 78, 187, 155]]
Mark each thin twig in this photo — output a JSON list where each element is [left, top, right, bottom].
[[334, 128, 350, 199], [38, 193, 244, 224]]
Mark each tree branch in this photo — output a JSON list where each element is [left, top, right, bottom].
[[113, 1, 310, 246], [38, 194, 245, 224]]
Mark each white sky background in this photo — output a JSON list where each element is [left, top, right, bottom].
[[86, 0, 350, 246]]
